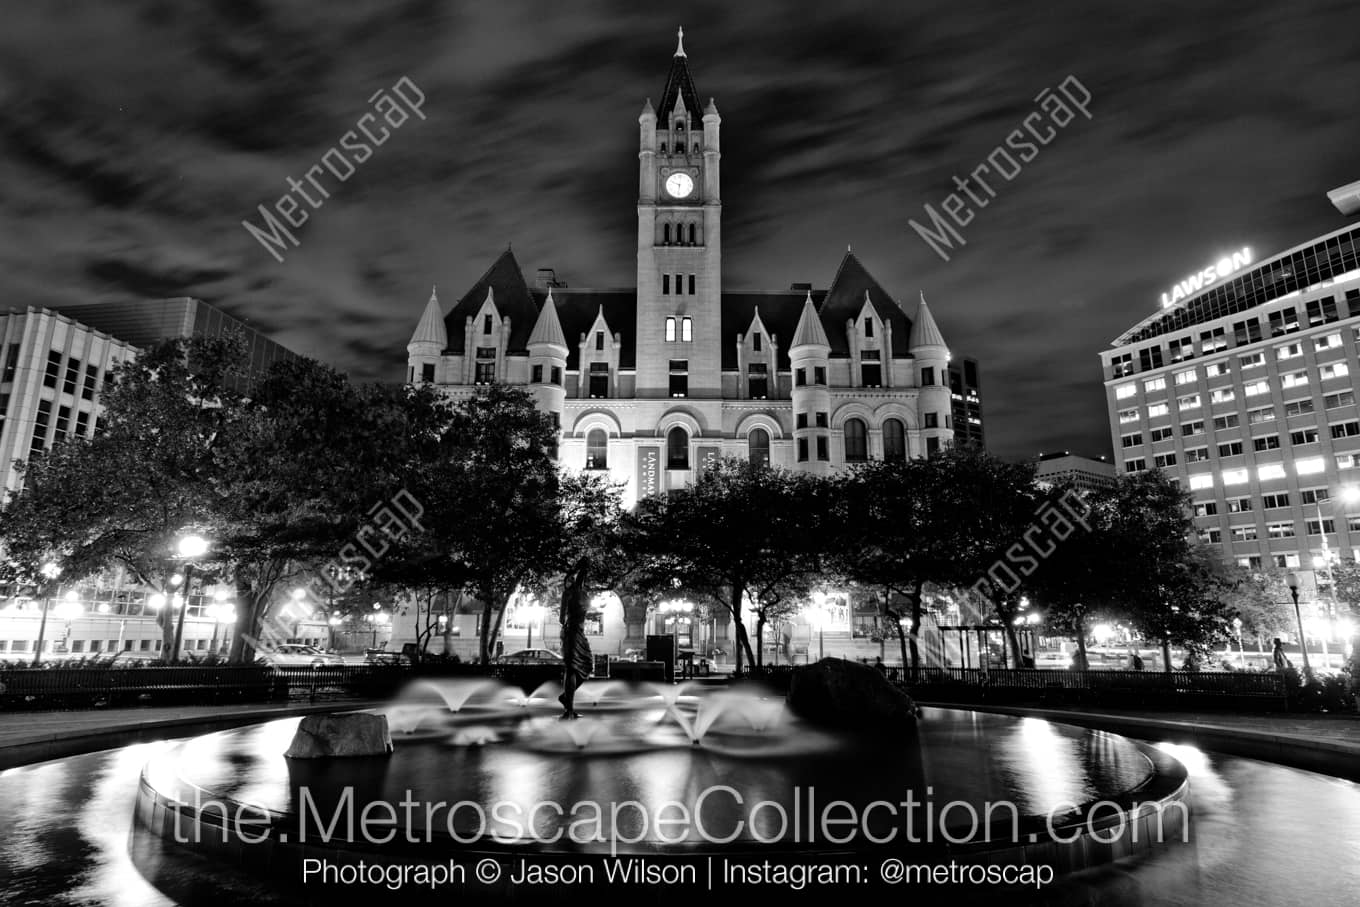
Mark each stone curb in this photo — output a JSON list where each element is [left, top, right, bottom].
[[0, 701, 383, 770]]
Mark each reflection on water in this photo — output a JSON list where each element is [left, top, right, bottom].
[[3, 713, 1360, 905]]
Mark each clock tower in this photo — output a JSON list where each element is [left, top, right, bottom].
[[636, 27, 722, 397]]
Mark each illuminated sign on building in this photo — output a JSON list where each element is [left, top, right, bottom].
[[1160, 248, 1252, 309]]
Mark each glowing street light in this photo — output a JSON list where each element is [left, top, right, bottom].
[[805, 602, 829, 661], [171, 533, 209, 662], [1284, 572, 1312, 678], [31, 561, 62, 666]]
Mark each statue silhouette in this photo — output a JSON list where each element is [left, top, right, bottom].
[[558, 557, 594, 719]]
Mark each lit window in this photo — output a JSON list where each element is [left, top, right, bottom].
[[1221, 468, 1249, 485], [1178, 394, 1201, 410], [1244, 380, 1269, 397], [1276, 343, 1303, 361], [1295, 457, 1326, 475], [1210, 388, 1235, 404], [1315, 333, 1342, 351], [1144, 377, 1166, 392], [585, 429, 608, 470], [681, 317, 693, 342], [1281, 370, 1309, 389], [1321, 362, 1349, 380], [1174, 369, 1197, 386], [1119, 409, 1139, 424], [1258, 463, 1286, 480], [1204, 361, 1229, 378], [665, 317, 676, 342], [1147, 402, 1169, 418]]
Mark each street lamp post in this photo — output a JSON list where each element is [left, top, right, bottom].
[[31, 561, 62, 666], [1285, 572, 1312, 678], [172, 534, 209, 663]]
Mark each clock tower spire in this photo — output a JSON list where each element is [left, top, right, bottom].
[[636, 29, 721, 397]]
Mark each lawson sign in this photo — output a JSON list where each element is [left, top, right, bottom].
[[1160, 248, 1252, 308]]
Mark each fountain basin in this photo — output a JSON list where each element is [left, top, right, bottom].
[[129, 682, 1189, 902]]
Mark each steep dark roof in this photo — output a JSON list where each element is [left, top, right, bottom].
[[530, 288, 638, 370], [444, 248, 540, 354], [721, 291, 825, 370], [656, 51, 703, 124], [817, 250, 913, 358]]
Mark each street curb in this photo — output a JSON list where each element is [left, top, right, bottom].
[[0, 700, 384, 771], [925, 702, 1360, 783]]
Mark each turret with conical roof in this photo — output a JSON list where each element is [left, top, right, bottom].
[[527, 289, 569, 420], [912, 292, 953, 455], [407, 286, 446, 384], [790, 291, 833, 475]]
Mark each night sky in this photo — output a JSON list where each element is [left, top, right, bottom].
[[2, 1, 1357, 460]]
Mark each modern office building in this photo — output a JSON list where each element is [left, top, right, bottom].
[[0, 308, 138, 501], [1102, 198, 1360, 590], [1034, 451, 1117, 492], [948, 357, 985, 449], [0, 299, 308, 662], [51, 297, 296, 376]]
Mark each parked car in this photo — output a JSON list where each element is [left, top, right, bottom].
[[258, 644, 344, 668], [1032, 651, 1073, 669], [495, 648, 564, 665]]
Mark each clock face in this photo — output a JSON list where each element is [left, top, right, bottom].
[[665, 172, 694, 199]]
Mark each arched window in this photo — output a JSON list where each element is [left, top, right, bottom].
[[844, 418, 868, 463], [659, 142, 667, 153], [688, 223, 697, 244], [883, 419, 906, 461], [748, 428, 770, 468], [692, 142, 700, 154], [667, 426, 689, 469], [663, 223, 671, 245], [586, 429, 608, 470]]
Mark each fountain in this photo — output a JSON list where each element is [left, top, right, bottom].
[[128, 676, 1191, 904]]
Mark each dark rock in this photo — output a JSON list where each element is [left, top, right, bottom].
[[284, 712, 393, 758], [787, 658, 918, 736]]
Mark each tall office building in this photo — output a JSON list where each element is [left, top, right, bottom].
[[948, 357, 984, 449], [1034, 451, 1116, 493], [1102, 190, 1360, 590]]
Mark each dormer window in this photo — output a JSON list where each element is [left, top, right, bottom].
[[753, 332, 762, 352], [483, 314, 493, 334], [865, 318, 874, 338], [675, 119, 685, 131]]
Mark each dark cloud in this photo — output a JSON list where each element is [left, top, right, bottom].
[[1, 0, 1357, 459]]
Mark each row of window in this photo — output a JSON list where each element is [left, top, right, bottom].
[[586, 419, 921, 472], [1119, 377, 1353, 426], [1119, 358, 1350, 404], [29, 398, 100, 457], [1124, 416, 1360, 454], [660, 223, 700, 245], [1117, 332, 1349, 398], [0, 637, 218, 654], [1113, 294, 1355, 377], [664, 316, 692, 342], [1199, 517, 1360, 545], [1194, 488, 1331, 517], [662, 274, 696, 296], [1173, 456, 1342, 488]]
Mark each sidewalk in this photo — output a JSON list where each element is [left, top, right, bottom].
[[0, 699, 380, 769]]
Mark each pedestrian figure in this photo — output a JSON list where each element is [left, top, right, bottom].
[[1271, 638, 1291, 672], [1130, 651, 1145, 671]]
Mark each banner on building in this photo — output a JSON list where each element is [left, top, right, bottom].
[[637, 446, 661, 498], [696, 446, 720, 478]]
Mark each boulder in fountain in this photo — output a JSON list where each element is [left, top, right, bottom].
[[284, 713, 394, 758], [787, 658, 918, 737]]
